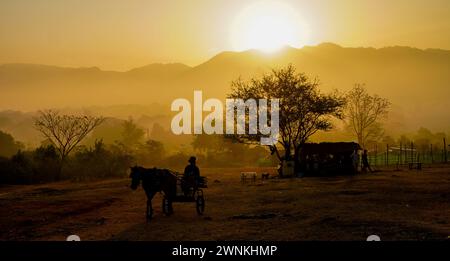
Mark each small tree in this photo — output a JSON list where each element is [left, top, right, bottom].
[[228, 64, 346, 173], [34, 110, 104, 179], [120, 117, 145, 150], [192, 134, 223, 157], [0, 130, 23, 157], [344, 84, 390, 148], [143, 139, 165, 164]]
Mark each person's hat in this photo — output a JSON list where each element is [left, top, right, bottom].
[[188, 156, 196, 163]]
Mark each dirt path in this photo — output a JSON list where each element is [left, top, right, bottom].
[[1, 166, 449, 241]]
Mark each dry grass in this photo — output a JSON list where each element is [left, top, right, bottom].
[[0, 165, 449, 241]]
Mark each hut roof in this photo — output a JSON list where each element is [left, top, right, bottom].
[[301, 142, 361, 155]]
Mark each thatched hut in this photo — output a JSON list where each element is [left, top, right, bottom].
[[298, 142, 361, 176]]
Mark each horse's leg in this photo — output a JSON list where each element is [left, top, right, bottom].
[[168, 196, 173, 215], [146, 199, 152, 222], [164, 177, 177, 215], [145, 190, 156, 222], [162, 189, 174, 216], [162, 195, 173, 216]]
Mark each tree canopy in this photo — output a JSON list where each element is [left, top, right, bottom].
[[228, 64, 346, 170]]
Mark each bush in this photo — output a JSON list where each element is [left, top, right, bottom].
[[0, 151, 33, 184], [0, 130, 23, 158], [0, 141, 133, 184], [64, 140, 133, 181], [32, 145, 60, 182], [160, 152, 192, 170]]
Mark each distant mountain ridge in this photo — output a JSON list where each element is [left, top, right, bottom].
[[1, 43, 449, 131]]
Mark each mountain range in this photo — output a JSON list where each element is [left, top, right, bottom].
[[1, 43, 449, 132]]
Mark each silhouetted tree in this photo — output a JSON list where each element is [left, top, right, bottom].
[[34, 110, 104, 179], [32, 144, 60, 181], [192, 134, 222, 156], [0, 130, 23, 157], [138, 139, 165, 165], [344, 84, 390, 148], [120, 117, 145, 149], [228, 64, 346, 173], [84, 118, 123, 145]]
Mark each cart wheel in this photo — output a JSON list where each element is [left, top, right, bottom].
[[146, 201, 153, 222], [196, 195, 205, 215], [162, 197, 173, 216]]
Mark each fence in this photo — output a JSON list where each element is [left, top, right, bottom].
[[367, 138, 448, 167]]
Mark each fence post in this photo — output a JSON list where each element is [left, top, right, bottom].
[[375, 144, 378, 167], [400, 142, 403, 165], [386, 144, 389, 166], [406, 143, 408, 164], [405, 143, 408, 164], [430, 143, 434, 163], [430, 144, 433, 164], [444, 138, 448, 163]]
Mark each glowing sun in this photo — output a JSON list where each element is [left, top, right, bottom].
[[231, 1, 308, 53]]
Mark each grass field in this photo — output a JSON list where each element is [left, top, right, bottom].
[[0, 165, 449, 241]]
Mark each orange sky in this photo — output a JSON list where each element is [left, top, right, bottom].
[[1, 0, 449, 71]]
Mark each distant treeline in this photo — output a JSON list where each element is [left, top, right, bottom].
[[0, 118, 277, 184], [0, 141, 132, 184], [0, 117, 447, 184]]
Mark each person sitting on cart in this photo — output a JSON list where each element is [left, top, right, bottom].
[[183, 156, 200, 195]]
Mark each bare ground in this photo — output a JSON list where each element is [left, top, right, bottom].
[[0, 165, 449, 241]]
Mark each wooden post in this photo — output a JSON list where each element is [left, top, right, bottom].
[[410, 142, 414, 163], [384, 145, 387, 166], [405, 144, 409, 164], [444, 138, 448, 163], [406, 143, 408, 164], [430, 144, 434, 164], [375, 144, 378, 167], [386, 144, 389, 166], [400, 142, 402, 165]]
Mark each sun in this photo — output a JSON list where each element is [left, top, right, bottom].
[[231, 1, 308, 53]]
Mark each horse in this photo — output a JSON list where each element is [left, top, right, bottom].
[[129, 166, 177, 221]]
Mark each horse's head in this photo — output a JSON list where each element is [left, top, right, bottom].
[[129, 166, 142, 190]]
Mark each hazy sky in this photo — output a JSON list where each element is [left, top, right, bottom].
[[1, 0, 449, 70]]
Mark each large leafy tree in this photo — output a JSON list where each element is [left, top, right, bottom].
[[228, 64, 346, 173]]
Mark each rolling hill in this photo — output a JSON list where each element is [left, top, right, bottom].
[[1, 43, 449, 132]]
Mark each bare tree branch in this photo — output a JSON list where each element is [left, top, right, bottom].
[[344, 84, 390, 148], [34, 110, 104, 164]]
